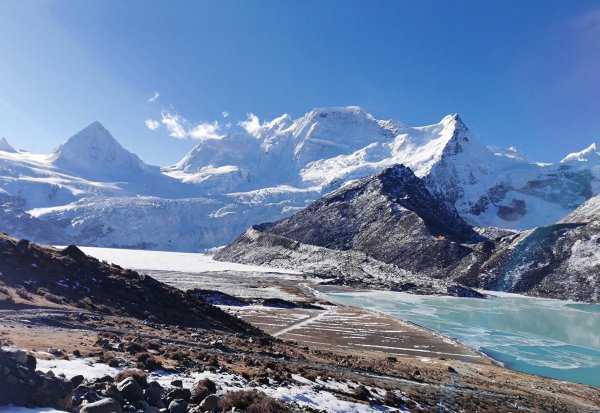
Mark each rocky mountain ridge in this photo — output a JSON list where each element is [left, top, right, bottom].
[[217, 166, 600, 302]]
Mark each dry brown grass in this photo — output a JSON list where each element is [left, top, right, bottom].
[[115, 369, 148, 387], [220, 389, 290, 413], [190, 378, 217, 403]]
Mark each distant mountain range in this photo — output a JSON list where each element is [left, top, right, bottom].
[[0, 107, 598, 251]]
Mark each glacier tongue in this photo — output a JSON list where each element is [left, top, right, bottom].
[[1, 107, 599, 251]]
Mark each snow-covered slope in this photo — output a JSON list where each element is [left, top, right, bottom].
[[167, 109, 599, 231], [0, 138, 16, 153], [1, 109, 598, 251], [49, 121, 158, 181]]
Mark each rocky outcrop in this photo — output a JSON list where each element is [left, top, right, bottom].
[[217, 227, 483, 297], [0, 348, 73, 410]]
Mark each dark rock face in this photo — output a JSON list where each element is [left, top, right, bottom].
[[453, 196, 600, 302], [259, 165, 482, 276], [461, 222, 600, 302], [0, 349, 73, 410], [218, 167, 600, 303]]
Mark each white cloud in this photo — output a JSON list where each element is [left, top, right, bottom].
[[148, 92, 160, 103], [159, 110, 224, 141], [239, 113, 261, 135], [189, 121, 222, 140], [222, 111, 230, 118], [161, 111, 187, 139], [145, 118, 160, 131]]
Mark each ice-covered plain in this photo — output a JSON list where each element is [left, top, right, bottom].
[[72, 246, 301, 274]]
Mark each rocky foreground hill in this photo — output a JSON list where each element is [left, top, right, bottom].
[[0, 234, 257, 332], [217, 165, 600, 303]]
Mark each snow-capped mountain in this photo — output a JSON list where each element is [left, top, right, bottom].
[[0, 107, 598, 251], [49, 121, 158, 181]]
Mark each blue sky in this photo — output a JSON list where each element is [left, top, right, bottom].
[[0, 0, 599, 165]]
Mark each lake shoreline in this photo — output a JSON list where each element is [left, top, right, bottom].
[[325, 288, 600, 388]]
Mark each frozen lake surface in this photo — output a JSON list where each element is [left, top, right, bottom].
[[328, 291, 600, 387]]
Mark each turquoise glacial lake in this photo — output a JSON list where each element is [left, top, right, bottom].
[[327, 291, 600, 387]]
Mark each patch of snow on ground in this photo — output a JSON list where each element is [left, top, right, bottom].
[[36, 357, 122, 379], [28, 357, 401, 412], [0, 407, 64, 413]]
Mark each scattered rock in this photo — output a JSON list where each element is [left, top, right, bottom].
[[71, 374, 85, 387], [144, 385, 163, 406], [0, 349, 73, 410], [116, 377, 143, 402], [95, 375, 115, 383], [80, 397, 123, 413], [168, 398, 188, 413], [25, 354, 37, 370], [167, 387, 191, 403], [199, 394, 221, 412]]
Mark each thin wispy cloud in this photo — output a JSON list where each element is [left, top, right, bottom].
[[160, 111, 188, 139], [189, 121, 221, 140], [239, 113, 261, 135], [158, 110, 224, 141], [145, 118, 160, 131], [146, 107, 263, 140], [148, 92, 160, 103]]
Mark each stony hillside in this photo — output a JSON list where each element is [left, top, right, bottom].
[[0, 234, 259, 333]]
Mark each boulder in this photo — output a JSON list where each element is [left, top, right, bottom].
[[168, 399, 188, 413], [0, 349, 73, 411], [25, 354, 37, 371], [80, 397, 123, 413], [116, 377, 143, 402], [199, 394, 221, 412], [71, 374, 85, 387], [144, 386, 163, 406], [166, 387, 191, 403]]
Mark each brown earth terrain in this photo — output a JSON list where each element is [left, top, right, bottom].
[[0, 236, 599, 412]]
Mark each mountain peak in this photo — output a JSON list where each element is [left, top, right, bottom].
[[561, 142, 599, 163], [440, 113, 468, 131], [50, 122, 152, 181], [0, 137, 16, 153]]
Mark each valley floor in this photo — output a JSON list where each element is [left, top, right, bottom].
[[1, 247, 599, 412]]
